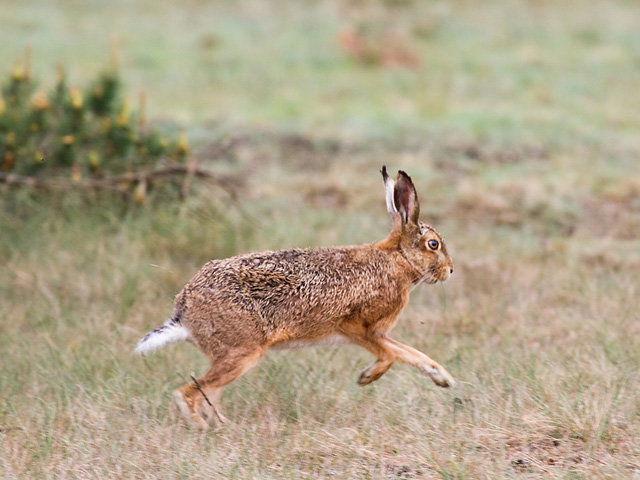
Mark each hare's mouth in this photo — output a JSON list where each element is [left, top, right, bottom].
[[414, 266, 444, 286], [418, 270, 439, 285], [437, 270, 452, 283], [431, 267, 452, 284]]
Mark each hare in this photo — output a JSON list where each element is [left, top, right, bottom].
[[135, 167, 455, 428]]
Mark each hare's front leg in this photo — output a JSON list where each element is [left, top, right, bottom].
[[337, 323, 396, 386], [382, 337, 455, 388], [357, 357, 394, 386]]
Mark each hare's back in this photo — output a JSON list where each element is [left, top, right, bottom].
[[178, 246, 402, 332], [187, 247, 387, 298]]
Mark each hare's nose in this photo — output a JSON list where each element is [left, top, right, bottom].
[[449, 267, 454, 274]]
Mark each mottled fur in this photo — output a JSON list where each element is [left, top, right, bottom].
[[136, 167, 455, 429]]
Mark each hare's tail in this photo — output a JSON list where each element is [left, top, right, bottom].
[[134, 317, 191, 355]]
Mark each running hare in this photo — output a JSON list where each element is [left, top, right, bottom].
[[135, 167, 455, 428]]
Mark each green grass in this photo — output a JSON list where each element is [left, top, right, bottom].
[[3, 0, 639, 140], [2, 0, 640, 478]]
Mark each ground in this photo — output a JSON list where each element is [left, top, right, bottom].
[[1, 0, 639, 478]]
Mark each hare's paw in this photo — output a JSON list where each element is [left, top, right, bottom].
[[357, 359, 393, 386], [420, 364, 455, 388], [196, 398, 228, 426], [173, 389, 210, 429], [357, 368, 382, 386]]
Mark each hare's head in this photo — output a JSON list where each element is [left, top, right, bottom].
[[382, 166, 453, 284]]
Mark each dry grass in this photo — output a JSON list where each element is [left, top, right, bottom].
[[2, 0, 640, 478], [2, 137, 639, 478]]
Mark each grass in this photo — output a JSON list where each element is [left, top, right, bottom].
[[2, 0, 640, 478]]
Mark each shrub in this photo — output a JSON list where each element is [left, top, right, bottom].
[[0, 50, 198, 204]]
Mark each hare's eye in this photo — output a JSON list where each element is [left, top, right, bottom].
[[427, 239, 439, 250]]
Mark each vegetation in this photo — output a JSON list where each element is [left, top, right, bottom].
[[0, 58, 176, 171], [0, 49, 200, 204], [1, 0, 639, 478]]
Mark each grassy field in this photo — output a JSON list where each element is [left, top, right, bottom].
[[2, 0, 640, 478]]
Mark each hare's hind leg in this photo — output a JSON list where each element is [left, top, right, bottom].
[[173, 383, 212, 429], [174, 347, 265, 428], [173, 380, 227, 428]]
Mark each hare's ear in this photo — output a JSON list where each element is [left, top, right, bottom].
[[393, 170, 420, 225], [381, 165, 398, 222]]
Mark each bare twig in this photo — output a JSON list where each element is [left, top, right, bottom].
[[0, 164, 236, 197], [190, 374, 213, 408], [0, 427, 23, 434], [190, 373, 226, 424]]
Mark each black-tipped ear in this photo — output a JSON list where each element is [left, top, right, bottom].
[[393, 170, 420, 225], [381, 166, 398, 222]]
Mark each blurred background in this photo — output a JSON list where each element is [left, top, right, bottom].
[[1, 1, 639, 478]]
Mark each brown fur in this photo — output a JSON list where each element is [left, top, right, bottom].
[[141, 167, 455, 428]]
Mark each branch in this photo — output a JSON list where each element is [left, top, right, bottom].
[[190, 372, 226, 424], [190, 374, 213, 408], [0, 164, 237, 198]]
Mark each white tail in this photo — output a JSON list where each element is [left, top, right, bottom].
[[134, 318, 191, 355]]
